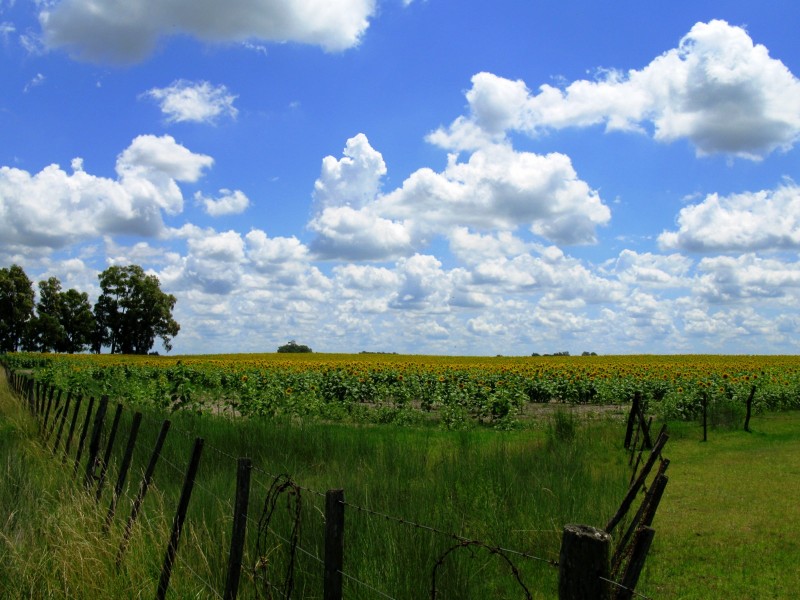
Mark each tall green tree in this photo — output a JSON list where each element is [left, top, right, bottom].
[[94, 265, 180, 354], [59, 288, 95, 353], [0, 265, 35, 352], [23, 277, 96, 353], [27, 277, 66, 352]]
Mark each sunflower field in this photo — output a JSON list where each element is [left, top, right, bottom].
[[4, 352, 800, 428]]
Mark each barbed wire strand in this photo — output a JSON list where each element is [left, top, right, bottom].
[[599, 576, 653, 600], [339, 568, 398, 600], [174, 552, 224, 599], [341, 499, 558, 567]]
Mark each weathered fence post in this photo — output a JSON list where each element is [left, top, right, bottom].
[[156, 437, 204, 600], [616, 527, 655, 600], [41, 385, 54, 435], [606, 426, 669, 534], [104, 412, 143, 530], [744, 385, 756, 432], [44, 388, 63, 441], [224, 457, 252, 600], [623, 392, 640, 449], [117, 419, 171, 566], [73, 396, 96, 476], [63, 395, 83, 464], [559, 524, 611, 600], [52, 392, 72, 455], [324, 489, 345, 600], [702, 392, 708, 442], [84, 395, 109, 488], [95, 403, 124, 502]]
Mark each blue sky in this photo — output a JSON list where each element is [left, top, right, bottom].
[[3, 1, 800, 355]]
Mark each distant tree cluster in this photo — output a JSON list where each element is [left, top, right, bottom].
[[277, 340, 312, 353], [0, 264, 179, 355], [530, 351, 599, 357]]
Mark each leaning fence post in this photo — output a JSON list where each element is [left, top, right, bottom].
[[117, 419, 171, 566], [73, 396, 96, 476], [156, 437, 204, 600], [63, 395, 84, 464], [744, 385, 756, 432], [104, 412, 143, 530], [324, 489, 345, 600], [224, 457, 252, 600], [95, 403, 124, 502], [52, 392, 72, 455], [623, 392, 639, 449], [41, 385, 55, 435], [616, 526, 656, 600], [559, 524, 611, 600], [84, 395, 110, 488]]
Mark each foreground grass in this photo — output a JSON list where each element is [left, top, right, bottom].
[[0, 374, 629, 599], [3, 366, 798, 599], [642, 414, 800, 599]]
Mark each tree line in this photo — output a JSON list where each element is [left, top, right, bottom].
[[0, 264, 179, 355]]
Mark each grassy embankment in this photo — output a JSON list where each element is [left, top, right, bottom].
[[1, 371, 798, 598]]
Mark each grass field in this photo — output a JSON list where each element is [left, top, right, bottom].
[[642, 414, 800, 599], [1, 357, 799, 598]]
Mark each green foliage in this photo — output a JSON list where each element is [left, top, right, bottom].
[[277, 340, 312, 353], [94, 264, 179, 354], [0, 264, 35, 352], [25, 277, 95, 353]]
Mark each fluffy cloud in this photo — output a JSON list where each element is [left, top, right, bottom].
[[309, 135, 610, 259], [144, 80, 238, 124], [39, 0, 377, 63], [659, 183, 800, 252], [610, 250, 693, 288], [196, 189, 250, 216], [164, 227, 246, 294], [0, 135, 212, 248], [430, 20, 800, 159], [696, 254, 800, 303], [313, 133, 386, 209]]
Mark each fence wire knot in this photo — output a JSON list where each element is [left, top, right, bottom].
[[254, 473, 302, 600], [430, 539, 533, 600]]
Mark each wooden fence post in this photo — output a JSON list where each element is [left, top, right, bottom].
[[702, 392, 708, 442], [616, 527, 655, 600], [44, 388, 63, 441], [117, 419, 171, 566], [73, 396, 96, 476], [156, 437, 204, 600], [744, 385, 756, 432], [52, 392, 72, 455], [41, 385, 54, 435], [324, 489, 345, 600], [104, 412, 143, 530], [623, 392, 640, 449], [605, 426, 669, 534], [84, 395, 109, 488], [224, 457, 252, 600], [95, 403, 124, 502], [559, 524, 611, 600], [63, 395, 83, 464]]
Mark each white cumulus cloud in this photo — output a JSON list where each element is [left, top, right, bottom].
[[0, 134, 212, 248], [659, 183, 800, 252], [309, 135, 610, 260], [196, 188, 250, 216], [144, 80, 238, 124], [430, 20, 800, 159], [39, 0, 377, 63]]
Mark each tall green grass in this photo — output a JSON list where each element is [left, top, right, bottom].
[[0, 378, 631, 598]]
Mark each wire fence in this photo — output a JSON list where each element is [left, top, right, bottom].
[[2, 367, 662, 599]]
